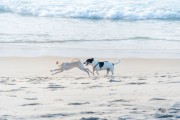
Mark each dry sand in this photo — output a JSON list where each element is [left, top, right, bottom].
[[0, 57, 180, 120]]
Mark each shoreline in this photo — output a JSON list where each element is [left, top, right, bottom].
[[0, 56, 180, 77], [1, 45, 180, 58]]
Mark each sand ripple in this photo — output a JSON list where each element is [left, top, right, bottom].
[[0, 72, 180, 119]]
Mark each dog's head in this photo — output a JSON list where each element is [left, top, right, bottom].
[[84, 58, 94, 66]]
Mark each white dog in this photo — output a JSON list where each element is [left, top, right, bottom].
[[84, 58, 120, 75], [50, 59, 92, 77]]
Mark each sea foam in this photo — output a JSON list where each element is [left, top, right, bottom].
[[0, 0, 180, 20]]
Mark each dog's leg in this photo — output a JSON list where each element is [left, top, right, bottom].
[[111, 67, 115, 76], [107, 70, 110, 75], [84, 69, 90, 77], [96, 70, 99, 75], [78, 68, 90, 77], [86, 68, 93, 74], [92, 69, 99, 76], [77, 63, 92, 77], [93, 69, 95, 76], [50, 69, 61, 72], [106, 68, 111, 76], [51, 70, 63, 75], [111, 70, 114, 75]]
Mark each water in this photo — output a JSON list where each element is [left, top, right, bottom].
[[0, 0, 180, 58]]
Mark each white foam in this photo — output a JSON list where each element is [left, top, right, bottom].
[[0, 0, 180, 20]]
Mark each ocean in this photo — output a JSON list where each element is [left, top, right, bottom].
[[0, 0, 180, 58]]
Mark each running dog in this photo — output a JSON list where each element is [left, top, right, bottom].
[[84, 58, 120, 75], [50, 59, 92, 77]]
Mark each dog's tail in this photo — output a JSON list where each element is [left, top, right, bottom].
[[113, 59, 120, 65], [56, 61, 59, 66], [71, 58, 80, 62]]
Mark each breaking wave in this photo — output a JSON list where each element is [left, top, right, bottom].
[[0, 0, 180, 20]]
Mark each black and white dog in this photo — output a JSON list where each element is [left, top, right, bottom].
[[84, 58, 120, 76]]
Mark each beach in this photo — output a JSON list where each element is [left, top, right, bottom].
[[0, 57, 180, 119], [1, 0, 180, 119]]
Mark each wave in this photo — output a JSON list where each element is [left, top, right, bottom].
[[0, 37, 179, 44], [0, 0, 180, 20]]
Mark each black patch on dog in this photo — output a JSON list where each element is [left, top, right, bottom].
[[85, 58, 94, 66], [86, 58, 94, 63], [99, 62, 104, 69]]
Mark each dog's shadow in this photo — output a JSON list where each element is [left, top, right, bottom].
[[91, 75, 117, 80], [75, 77, 88, 80]]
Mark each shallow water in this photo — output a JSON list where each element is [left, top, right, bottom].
[[0, 0, 180, 58]]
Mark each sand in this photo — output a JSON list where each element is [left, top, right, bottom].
[[0, 57, 180, 120]]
